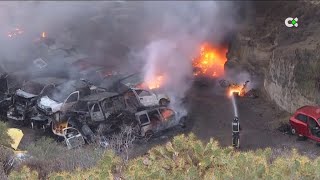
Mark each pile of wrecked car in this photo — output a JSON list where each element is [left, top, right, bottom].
[[1, 70, 183, 149], [0, 36, 185, 150]]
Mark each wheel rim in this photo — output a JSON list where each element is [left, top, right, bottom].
[[291, 127, 296, 134]]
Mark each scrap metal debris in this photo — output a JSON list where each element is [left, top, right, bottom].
[[219, 79, 259, 98]]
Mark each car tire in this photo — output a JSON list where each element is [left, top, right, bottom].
[[290, 126, 296, 135]]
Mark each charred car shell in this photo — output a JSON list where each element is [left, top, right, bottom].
[[31, 80, 92, 131], [135, 107, 186, 138], [7, 77, 67, 124]]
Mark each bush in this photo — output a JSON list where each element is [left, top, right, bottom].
[[13, 137, 105, 179], [0, 121, 13, 179], [0, 121, 13, 147], [9, 133, 320, 179]]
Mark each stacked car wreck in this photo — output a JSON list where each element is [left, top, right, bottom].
[[0, 32, 185, 150]]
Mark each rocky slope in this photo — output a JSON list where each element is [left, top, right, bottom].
[[226, 1, 320, 113]]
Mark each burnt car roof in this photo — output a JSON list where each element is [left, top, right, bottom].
[[80, 91, 119, 101], [135, 107, 175, 116], [16, 89, 38, 99], [28, 77, 67, 85], [55, 80, 90, 92], [99, 74, 128, 90], [119, 73, 143, 87]]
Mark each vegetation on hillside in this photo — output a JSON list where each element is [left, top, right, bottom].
[[5, 133, 320, 180], [0, 122, 13, 180]]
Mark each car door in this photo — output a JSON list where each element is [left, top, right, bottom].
[[136, 112, 151, 136], [147, 109, 163, 133], [307, 117, 320, 141], [62, 91, 80, 112], [133, 89, 158, 107], [292, 113, 309, 137], [159, 108, 177, 129], [88, 102, 105, 122]]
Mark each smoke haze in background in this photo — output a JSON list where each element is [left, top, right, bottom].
[[136, 1, 240, 115], [0, 1, 242, 114]]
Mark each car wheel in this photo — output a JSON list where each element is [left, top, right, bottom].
[[290, 126, 296, 135], [159, 99, 170, 106]]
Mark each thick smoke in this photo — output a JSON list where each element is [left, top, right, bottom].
[[0, 2, 240, 114], [0, 2, 110, 72], [135, 2, 240, 115]]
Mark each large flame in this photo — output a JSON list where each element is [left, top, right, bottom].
[[228, 83, 247, 97], [193, 43, 228, 77], [41, 32, 46, 38], [145, 75, 164, 90]]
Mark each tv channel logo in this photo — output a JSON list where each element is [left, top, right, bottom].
[[285, 17, 298, 28]]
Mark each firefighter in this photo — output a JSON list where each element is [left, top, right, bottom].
[[232, 116, 241, 148]]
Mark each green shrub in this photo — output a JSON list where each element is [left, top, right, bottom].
[[0, 121, 13, 147], [9, 133, 320, 180]]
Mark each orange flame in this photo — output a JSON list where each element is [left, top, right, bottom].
[[228, 83, 246, 97], [41, 32, 46, 38], [193, 43, 228, 77], [146, 75, 164, 90]]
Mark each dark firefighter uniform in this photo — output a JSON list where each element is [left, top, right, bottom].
[[232, 117, 241, 147]]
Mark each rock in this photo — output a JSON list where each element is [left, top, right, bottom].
[[227, 1, 320, 113]]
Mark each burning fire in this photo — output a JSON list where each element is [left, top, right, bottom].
[[41, 32, 46, 38], [137, 75, 165, 90], [227, 82, 248, 97], [193, 43, 228, 77], [145, 75, 164, 90]]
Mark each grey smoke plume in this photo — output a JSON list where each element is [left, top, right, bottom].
[[135, 1, 240, 115], [0, 1, 241, 114]]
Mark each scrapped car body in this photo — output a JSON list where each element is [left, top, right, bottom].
[[117, 73, 170, 106], [97, 73, 171, 108], [219, 79, 258, 98], [135, 107, 184, 138], [66, 91, 129, 140], [121, 87, 170, 109], [289, 106, 320, 143], [7, 77, 67, 124], [63, 127, 86, 149], [31, 80, 91, 132]]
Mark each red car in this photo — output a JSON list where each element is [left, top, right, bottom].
[[289, 106, 320, 142]]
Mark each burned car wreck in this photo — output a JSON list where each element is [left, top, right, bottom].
[[219, 79, 259, 98], [31, 79, 92, 131], [7, 77, 67, 125], [113, 73, 171, 107], [135, 106, 186, 139], [65, 91, 134, 142]]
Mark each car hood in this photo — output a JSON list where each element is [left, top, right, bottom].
[[39, 96, 62, 113], [16, 89, 37, 99]]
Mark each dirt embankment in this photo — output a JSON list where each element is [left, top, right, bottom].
[[227, 1, 320, 113]]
